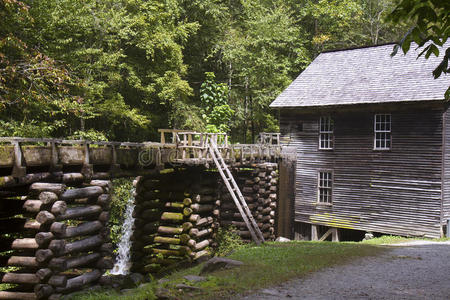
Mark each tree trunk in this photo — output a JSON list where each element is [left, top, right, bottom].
[[36, 268, 52, 281], [57, 205, 102, 221], [34, 284, 54, 299], [11, 238, 38, 250], [39, 191, 59, 204], [161, 212, 184, 222], [0, 291, 36, 300], [0, 256, 39, 268], [22, 200, 44, 213], [51, 201, 67, 216], [36, 211, 55, 225], [65, 221, 103, 238], [55, 270, 101, 293], [64, 235, 104, 255], [48, 275, 67, 287], [36, 249, 53, 263], [60, 186, 103, 201], [35, 232, 54, 247], [157, 226, 183, 235], [66, 253, 100, 269], [0, 273, 39, 284], [30, 183, 65, 195]]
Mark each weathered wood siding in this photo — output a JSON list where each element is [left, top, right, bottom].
[[280, 105, 443, 238], [442, 107, 450, 224]]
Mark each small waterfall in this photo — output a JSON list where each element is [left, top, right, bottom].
[[111, 189, 135, 275]]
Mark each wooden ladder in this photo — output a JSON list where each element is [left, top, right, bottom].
[[208, 139, 265, 245]]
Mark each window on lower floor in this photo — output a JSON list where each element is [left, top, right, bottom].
[[374, 114, 391, 150], [318, 171, 332, 204]]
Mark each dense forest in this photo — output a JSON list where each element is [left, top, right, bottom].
[[0, 0, 444, 143]]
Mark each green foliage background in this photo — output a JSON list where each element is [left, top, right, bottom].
[[1, 0, 414, 142]]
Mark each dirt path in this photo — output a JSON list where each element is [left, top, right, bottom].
[[241, 242, 450, 300]]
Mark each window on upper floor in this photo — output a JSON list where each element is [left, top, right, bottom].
[[374, 114, 391, 150], [319, 116, 334, 150], [318, 171, 333, 204]]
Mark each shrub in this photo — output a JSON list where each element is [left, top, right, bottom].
[[215, 226, 245, 257]]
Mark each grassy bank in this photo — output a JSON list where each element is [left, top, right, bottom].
[[72, 241, 385, 300]]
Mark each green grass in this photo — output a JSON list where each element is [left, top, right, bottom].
[[361, 235, 450, 245], [71, 241, 384, 300]]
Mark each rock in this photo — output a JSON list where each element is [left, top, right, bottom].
[[275, 236, 291, 242], [364, 232, 374, 240], [129, 273, 144, 286], [158, 278, 170, 285], [183, 275, 207, 283], [200, 257, 243, 274], [175, 283, 202, 290], [138, 283, 148, 289], [155, 287, 171, 299]]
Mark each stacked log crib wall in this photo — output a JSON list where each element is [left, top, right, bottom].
[[0, 180, 113, 300], [130, 169, 220, 273], [219, 163, 278, 241]]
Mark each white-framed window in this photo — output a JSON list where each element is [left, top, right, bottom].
[[374, 114, 391, 150], [319, 117, 334, 150], [318, 171, 332, 204]]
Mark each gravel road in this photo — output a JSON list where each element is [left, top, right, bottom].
[[241, 241, 450, 300]]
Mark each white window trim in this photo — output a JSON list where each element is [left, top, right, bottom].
[[374, 113, 391, 150], [317, 170, 333, 205], [319, 116, 334, 150]]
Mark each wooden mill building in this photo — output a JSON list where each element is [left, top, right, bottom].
[[271, 43, 450, 239]]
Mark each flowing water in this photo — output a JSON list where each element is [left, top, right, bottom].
[[111, 189, 136, 275]]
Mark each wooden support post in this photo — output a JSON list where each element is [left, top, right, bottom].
[[11, 141, 26, 178], [332, 228, 340, 242], [311, 224, 318, 241]]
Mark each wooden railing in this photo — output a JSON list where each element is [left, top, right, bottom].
[[157, 129, 282, 164], [259, 132, 280, 145]]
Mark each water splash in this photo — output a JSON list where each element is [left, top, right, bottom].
[[111, 189, 135, 275]]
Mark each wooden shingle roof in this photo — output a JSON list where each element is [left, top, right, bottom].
[[270, 43, 450, 108]]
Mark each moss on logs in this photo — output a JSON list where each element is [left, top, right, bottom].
[[151, 247, 191, 257], [161, 212, 184, 222], [164, 202, 184, 210], [183, 207, 193, 216]]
